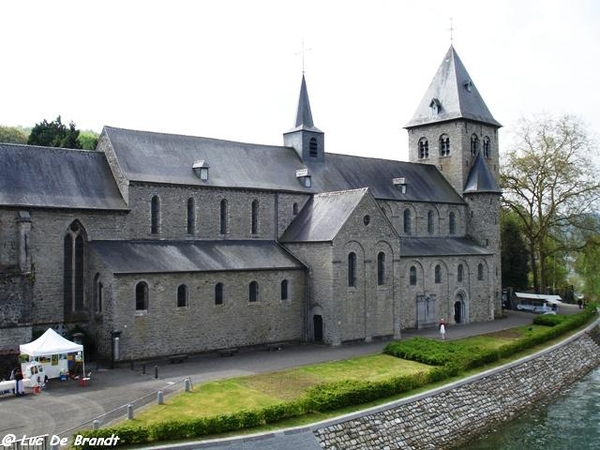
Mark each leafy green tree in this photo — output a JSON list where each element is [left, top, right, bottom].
[[79, 130, 99, 150], [501, 209, 529, 290], [501, 114, 600, 292], [0, 125, 29, 144], [27, 116, 82, 149], [575, 235, 600, 301]]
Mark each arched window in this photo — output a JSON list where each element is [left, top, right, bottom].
[[435, 265, 441, 284], [470, 134, 479, 156], [293, 202, 299, 215], [220, 199, 228, 234], [348, 252, 357, 287], [135, 281, 148, 311], [403, 209, 412, 235], [151, 195, 160, 234], [251, 200, 259, 235], [249, 281, 259, 302], [457, 264, 464, 283], [440, 134, 450, 156], [187, 198, 195, 235], [377, 252, 386, 286], [63, 235, 73, 311], [478, 263, 484, 281], [215, 283, 224, 305], [449, 211, 456, 235], [409, 266, 417, 286], [483, 136, 490, 158], [281, 280, 289, 301], [418, 137, 429, 159], [309, 137, 318, 157], [427, 210, 434, 235], [64, 221, 85, 314], [177, 284, 188, 308]]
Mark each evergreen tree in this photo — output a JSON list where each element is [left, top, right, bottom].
[[501, 209, 529, 290], [27, 116, 82, 149]]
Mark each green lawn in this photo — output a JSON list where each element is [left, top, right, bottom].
[[130, 354, 430, 425]]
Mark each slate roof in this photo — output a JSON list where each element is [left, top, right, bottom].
[[0, 143, 128, 210], [280, 188, 368, 242], [103, 126, 309, 191], [88, 240, 305, 274], [400, 237, 492, 257], [463, 152, 502, 194], [309, 153, 464, 203], [287, 74, 322, 133], [405, 46, 501, 128], [102, 126, 465, 204]]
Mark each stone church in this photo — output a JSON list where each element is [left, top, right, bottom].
[[0, 46, 502, 362]]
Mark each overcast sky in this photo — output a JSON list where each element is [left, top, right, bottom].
[[1, 0, 598, 161]]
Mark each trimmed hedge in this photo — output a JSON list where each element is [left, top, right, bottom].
[[533, 314, 568, 327], [73, 306, 597, 448]]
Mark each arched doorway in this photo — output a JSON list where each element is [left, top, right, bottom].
[[454, 300, 462, 323], [313, 315, 323, 342]]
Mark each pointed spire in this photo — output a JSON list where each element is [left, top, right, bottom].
[[463, 151, 502, 194], [289, 74, 322, 132], [405, 46, 501, 128]]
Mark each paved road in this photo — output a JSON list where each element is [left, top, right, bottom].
[[0, 308, 573, 443]]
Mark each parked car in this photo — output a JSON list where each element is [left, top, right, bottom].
[[516, 303, 542, 313]]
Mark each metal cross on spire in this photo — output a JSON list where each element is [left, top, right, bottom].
[[295, 38, 313, 74]]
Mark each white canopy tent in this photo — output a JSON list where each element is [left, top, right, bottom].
[[20, 328, 85, 379]]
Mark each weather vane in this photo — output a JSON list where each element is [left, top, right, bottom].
[[449, 18, 454, 44]]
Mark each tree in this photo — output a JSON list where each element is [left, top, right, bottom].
[[0, 125, 29, 144], [575, 233, 600, 301], [501, 114, 600, 293], [78, 130, 99, 150], [500, 208, 529, 290], [27, 116, 82, 149]]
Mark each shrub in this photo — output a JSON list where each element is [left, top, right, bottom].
[[73, 426, 149, 449], [150, 420, 191, 441], [533, 314, 567, 327]]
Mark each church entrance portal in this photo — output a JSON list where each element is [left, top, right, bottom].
[[313, 315, 323, 342], [454, 298, 464, 324]]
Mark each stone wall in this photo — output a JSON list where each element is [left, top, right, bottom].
[[98, 268, 306, 361], [0, 272, 33, 352], [313, 323, 600, 450], [407, 121, 500, 197]]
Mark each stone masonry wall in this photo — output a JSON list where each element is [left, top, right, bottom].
[[313, 324, 600, 450], [407, 121, 500, 196], [105, 269, 305, 361], [0, 272, 33, 353]]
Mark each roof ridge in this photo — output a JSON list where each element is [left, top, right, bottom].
[[103, 125, 289, 150]]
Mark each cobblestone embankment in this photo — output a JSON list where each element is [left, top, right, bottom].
[[313, 324, 600, 450]]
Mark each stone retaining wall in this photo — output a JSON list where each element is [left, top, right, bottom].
[[313, 324, 600, 450]]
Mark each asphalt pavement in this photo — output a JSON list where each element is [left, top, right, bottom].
[[0, 308, 573, 444]]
